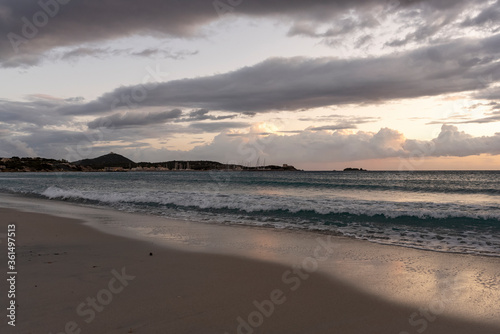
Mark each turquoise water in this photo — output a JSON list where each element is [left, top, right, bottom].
[[0, 171, 499, 256]]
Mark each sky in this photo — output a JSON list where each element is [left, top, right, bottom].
[[1, 0, 500, 170]]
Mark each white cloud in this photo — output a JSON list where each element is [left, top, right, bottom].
[[122, 125, 500, 165]]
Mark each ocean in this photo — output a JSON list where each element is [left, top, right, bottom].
[[0, 170, 499, 256]]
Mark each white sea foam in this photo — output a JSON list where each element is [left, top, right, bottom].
[[40, 186, 500, 222], [2, 171, 498, 257]]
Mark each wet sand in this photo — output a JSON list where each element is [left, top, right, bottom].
[[1, 204, 500, 333]]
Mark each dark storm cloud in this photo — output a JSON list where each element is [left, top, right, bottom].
[[488, 102, 500, 110], [386, 23, 445, 47], [384, 1, 470, 47], [177, 109, 238, 122], [382, 0, 493, 48], [461, 0, 500, 31], [354, 34, 373, 48], [55, 34, 500, 115], [3, 0, 500, 161], [12, 128, 97, 158], [0, 0, 216, 67], [475, 87, 500, 100], [188, 122, 249, 133], [0, 98, 70, 126], [0, 0, 467, 67], [459, 113, 500, 124], [60, 47, 118, 60], [87, 109, 239, 129], [0, 138, 36, 157], [130, 48, 198, 59], [428, 111, 500, 125], [284, 0, 492, 50], [59, 47, 198, 61], [7, 123, 190, 159], [87, 109, 182, 129]]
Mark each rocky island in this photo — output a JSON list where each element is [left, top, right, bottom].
[[343, 167, 368, 171]]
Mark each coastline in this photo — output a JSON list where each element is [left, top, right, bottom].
[[1, 195, 500, 333]]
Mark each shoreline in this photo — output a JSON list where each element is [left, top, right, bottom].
[[2, 190, 498, 259], [2, 191, 499, 259], [1, 207, 500, 333], [3, 194, 500, 305], [0, 194, 500, 332]]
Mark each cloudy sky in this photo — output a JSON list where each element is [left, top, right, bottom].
[[1, 0, 500, 170]]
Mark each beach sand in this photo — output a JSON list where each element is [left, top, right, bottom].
[[1, 203, 500, 333]]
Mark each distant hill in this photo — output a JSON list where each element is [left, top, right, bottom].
[[0, 156, 81, 172], [1, 153, 300, 172], [73, 152, 136, 168]]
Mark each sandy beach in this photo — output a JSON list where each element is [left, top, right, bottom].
[[3, 0, 500, 333], [1, 198, 500, 333]]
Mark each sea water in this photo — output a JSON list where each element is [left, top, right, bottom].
[[0, 170, 499, 256]]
